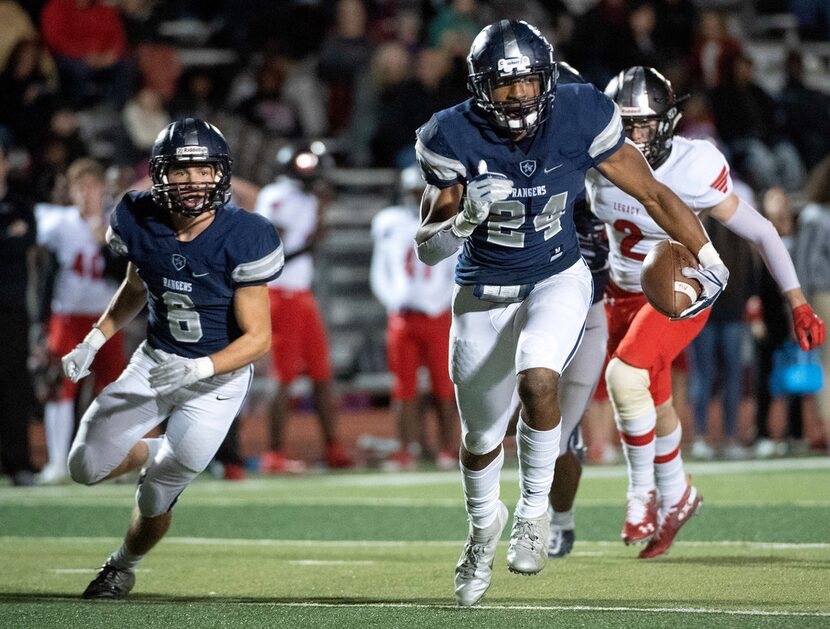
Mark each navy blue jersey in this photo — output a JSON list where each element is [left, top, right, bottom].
[[415, 82, 623, 286], [108, 191, 284, 357]]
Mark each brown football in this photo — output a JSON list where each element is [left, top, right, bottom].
[[640, 240, 703, 318]]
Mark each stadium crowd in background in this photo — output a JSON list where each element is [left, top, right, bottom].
[[1, 0, 830, 486]]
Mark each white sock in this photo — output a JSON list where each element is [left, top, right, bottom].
[[44, 400, 74, 471], [615, 411, 656, 495], [515, 418, 561, 519], [551, 508, 575, 530], [460, 447, 504, 532], [108, 544, 144, 573], [142, 437, 164, 469], [655, 423, 686, 510]]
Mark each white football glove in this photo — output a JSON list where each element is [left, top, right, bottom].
[[148, 351, 214, 396], [676, 242, 730, 319], [62, 328, 107, 383], [452, 160, 514, 238]]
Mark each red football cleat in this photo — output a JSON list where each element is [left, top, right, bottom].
[[260, 450, 307, 474], [639, 481, 702, 559], [381, 449, 417, 472], [325, 442, 355, 469], [621, 489, 658, 545]]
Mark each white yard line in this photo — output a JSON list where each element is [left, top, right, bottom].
[[251, 601, 830, 617], [4, 536, 829, 550]]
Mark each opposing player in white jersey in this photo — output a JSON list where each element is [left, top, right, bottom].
[[61, 118, 283, 598], [370, 166, 458, 471], [34, 159, 125, 484], [588, 66, 826, 559], [254, 142, 353, 472], [415, 23, 728, 606]]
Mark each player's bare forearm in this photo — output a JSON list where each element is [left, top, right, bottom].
[[597, 143, 709, 256], [95, 262, 147, 338], [784, 287, 808, 309], [415, 184, 463, 245], [208, 284, 271, 375]]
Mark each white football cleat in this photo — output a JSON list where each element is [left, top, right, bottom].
[[506, 511, 550, 575], [454, 501, 508, 607]]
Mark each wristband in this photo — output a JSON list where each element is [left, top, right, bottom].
[[696, 242, 723, 268], [195, 356, 215, 379], [84, 327, 107, 351]]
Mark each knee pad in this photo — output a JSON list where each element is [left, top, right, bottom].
[[67, 443, 104, 486], [462, 426, 504, 456], [605, 357, 653, 421], [136, 457, 199, 518]]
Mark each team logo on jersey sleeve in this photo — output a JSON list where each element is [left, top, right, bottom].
[[520, 160, 537, 177], [172, 254, 187, 271]]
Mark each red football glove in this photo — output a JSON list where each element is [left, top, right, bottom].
[[792, 303, 826, 351]]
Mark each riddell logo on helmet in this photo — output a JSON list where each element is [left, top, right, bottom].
[[175, 146, 209, 158], [497, 56, 531, 75]]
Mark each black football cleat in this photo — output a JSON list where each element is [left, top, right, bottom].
[[82, 562, 135, 600]]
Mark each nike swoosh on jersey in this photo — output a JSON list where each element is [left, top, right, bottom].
[[192, 272, 209, 277], [544, 164, 563, 173], [216, 394, 231, 400]]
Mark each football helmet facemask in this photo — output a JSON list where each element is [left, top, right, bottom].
[[150, 118, 232, 217], [467, 20, 558, 138], [604, 66, 687, 169]]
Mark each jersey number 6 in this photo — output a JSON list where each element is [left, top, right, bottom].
[[162, 291, 204, 342]]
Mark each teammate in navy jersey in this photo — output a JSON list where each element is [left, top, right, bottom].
[[413, 20, 730, 606], [60, 118, 283, 600]]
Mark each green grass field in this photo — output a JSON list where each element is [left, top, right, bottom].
[[1, 458, 829, 628]]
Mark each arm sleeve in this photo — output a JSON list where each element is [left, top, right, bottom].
[[587, 88, 625, 166], [230, 214, 284, 288], [722, 196, 800, 292], [415, 116, 467, 188]]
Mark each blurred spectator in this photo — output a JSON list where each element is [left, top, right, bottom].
[[709, 53, 805, 191], [793, 157, 830, 447], [372, 47, 456, 168], [350, 41, 412, 167], [0, 135, 36, 486], [752, 189, 804, 457], [0, 38, 59, 148], [122, 87, 171, 165], [370, 166, 458, 471], [653, 0, 698, 65], [0, 0, 39, 73], [236, 53, 303, 137], [569, 0, 629, 87], [428, 0, 482, 48], [779, 50, 830, 171], [41, 0, 132, 109], [688, 179, 756, 460], [611, 1, 663, 71], [318, 0, 375, 134], [168, 68, 221, 122], [677, 92, 718, 141], [254, 143, 354, 472], [30, 109, 89, 203], [689, 10, 743, 89], [33, 158, 125, 484], [789, 0, 830, 41]]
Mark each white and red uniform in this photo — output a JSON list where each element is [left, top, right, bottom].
[[254, 178, 331, 383], [586, 136, 732, 405], [370, 205, 457, 401], [36, 205, 124, 399]]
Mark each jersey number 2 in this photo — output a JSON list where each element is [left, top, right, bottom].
[[486, 192, 567, 247], [613, 219, 646, 261], [162, 291, 203, 342]]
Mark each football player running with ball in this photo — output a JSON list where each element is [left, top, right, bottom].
[[414, 21, 728, 606], [61, 118, 284, 599], [587, 66, 825, 559]]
